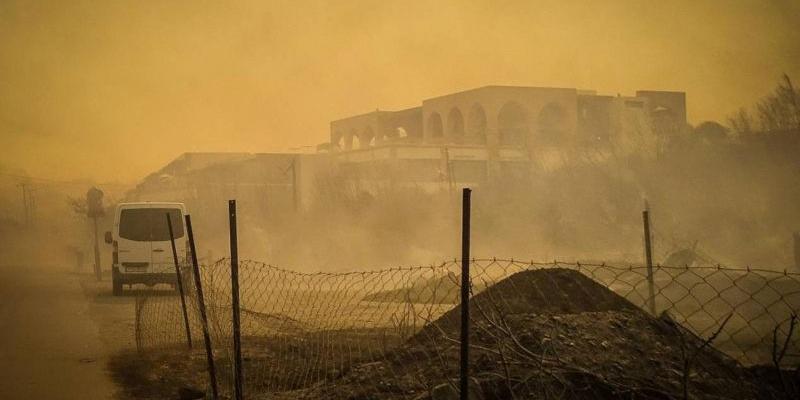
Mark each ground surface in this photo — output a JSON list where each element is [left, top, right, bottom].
[[0, 262, 168, 399], [0, 264, 124, 399]]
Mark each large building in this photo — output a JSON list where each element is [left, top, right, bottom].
[[128, 85, 687, 214], [324, 85, 686, 189]]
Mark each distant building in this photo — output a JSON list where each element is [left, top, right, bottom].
[[126, 152, 326, 214], [325, 85, 686, 190], [129, 86, 688, 211]]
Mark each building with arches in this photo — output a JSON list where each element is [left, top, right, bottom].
[[129, 86, 687, 214], [326, 85, 686, 191]]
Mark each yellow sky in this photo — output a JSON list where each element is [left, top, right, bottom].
[[1, 0, 798, 182]]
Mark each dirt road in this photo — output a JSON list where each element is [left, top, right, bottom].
[[0, 264, 134, 399]]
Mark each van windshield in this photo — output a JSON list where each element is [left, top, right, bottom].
[[119, 208, 184, 242]]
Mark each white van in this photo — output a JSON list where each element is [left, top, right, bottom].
[[105, 202, 188, 296]]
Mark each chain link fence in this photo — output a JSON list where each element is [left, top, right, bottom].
[[134, 257, 800, 399]]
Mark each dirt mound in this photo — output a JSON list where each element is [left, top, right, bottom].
[[307, 311, 779, 400], [419, 268, 641, 337], [361, 269, 617, 310], [300, 269, 785, 400], [467, 268, 638, 314]]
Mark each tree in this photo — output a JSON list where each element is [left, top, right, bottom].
[[757, 74, 800, 132], [727, 107, 754, 136], [727, 74, 800, 135]]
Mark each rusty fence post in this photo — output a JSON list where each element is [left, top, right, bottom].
[[229, 200, 244, 400], [186, 214, 219, 399], [643, 208, 657, 315], [460, 188, 472, 400], [167, 213, 193, 349]]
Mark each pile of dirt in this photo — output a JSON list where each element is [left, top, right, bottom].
[[362, 267, 631, 311], [421, 268, 641, 332], [298, 268, 787, 400]]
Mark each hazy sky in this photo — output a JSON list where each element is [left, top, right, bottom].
[[1, 0, 798, 182]]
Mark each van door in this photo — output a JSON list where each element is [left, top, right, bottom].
[[117, 207, 154, 274], [149, 208, 186, 274], [117, 206, 186, 274]]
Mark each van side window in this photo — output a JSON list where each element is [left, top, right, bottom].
[[119, 208, 184, 241]]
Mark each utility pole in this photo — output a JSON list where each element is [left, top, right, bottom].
[[28, 186, 35, 226], [92, 216, 101, 280], [442, 146, 455, 197], [86, 187, 105, 281], [291, 157, 298, 212], [18, 182, 30, 227], [284, 157, 299, 212]]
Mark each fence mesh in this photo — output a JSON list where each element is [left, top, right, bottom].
[[135, 258, 800, 399]]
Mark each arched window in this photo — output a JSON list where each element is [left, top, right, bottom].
[[333, 132, 345, 150], [447, 108, 464, 143], [427, 112, 443, 141], [345, 130, 356, 150], [361, 127, 375, 147], [467, 103, 487, 144], [497, 102, 528, 146]]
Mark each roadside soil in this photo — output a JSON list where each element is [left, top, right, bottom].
[[0, 264, 120, 399], [78, 276, 184, 399]]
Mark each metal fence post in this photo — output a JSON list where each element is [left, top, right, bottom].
[[186, 214, 219, 399], [167, 213, 192, 349], [460, 188, 471, 400], [229, 200, 244, 400], [643, 209, 657, 315]]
